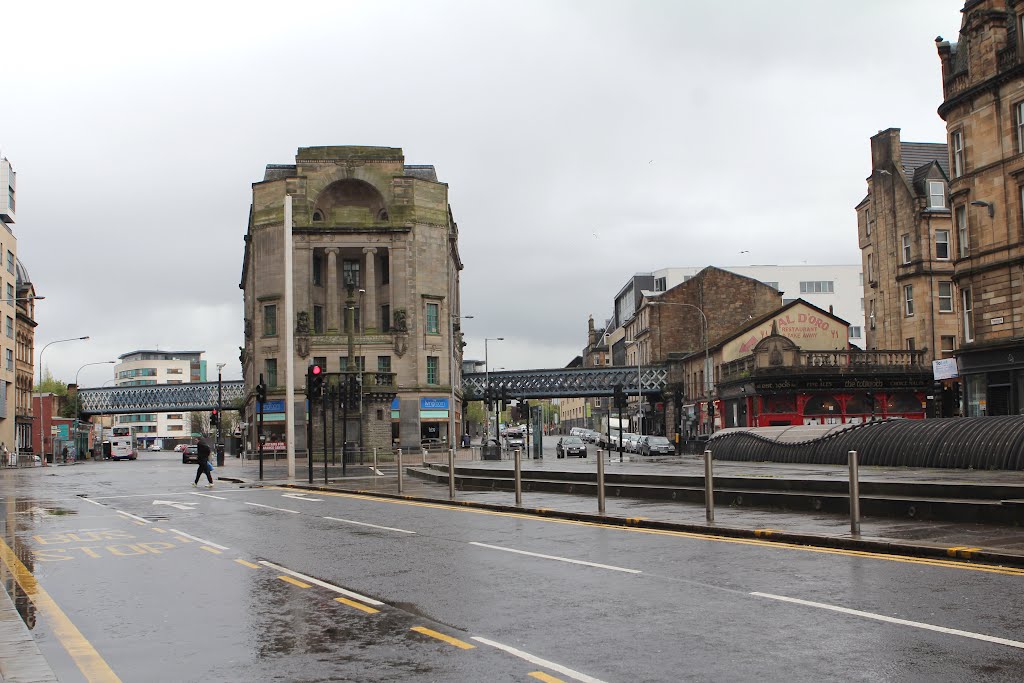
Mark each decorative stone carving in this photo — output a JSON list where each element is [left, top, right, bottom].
[[244, 318, 252, 340], [393, 308, 408, 332], [394, 334, 408, 358], [296, 310, 310, 358]]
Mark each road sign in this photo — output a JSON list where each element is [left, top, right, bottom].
[[50, 426, 59, 435]]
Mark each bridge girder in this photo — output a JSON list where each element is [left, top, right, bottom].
[[78, 381, 247, 416], [462, 366, 669, 400]]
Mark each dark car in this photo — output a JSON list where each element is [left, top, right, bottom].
[[556, 436, 587, 458], [638, 435, 674, 456], [182, 445, 200, 464]]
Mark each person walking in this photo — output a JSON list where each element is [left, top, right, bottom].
[[193, 438, 214, 488]]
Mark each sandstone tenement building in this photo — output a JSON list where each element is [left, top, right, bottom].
[[937, 0, 1024, 415]]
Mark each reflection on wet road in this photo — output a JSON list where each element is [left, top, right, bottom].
[[1, 453, 1023, 681]]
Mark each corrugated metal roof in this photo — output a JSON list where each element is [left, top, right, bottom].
[[708, 417, 1024, 470], [900, 142, 949, 179]]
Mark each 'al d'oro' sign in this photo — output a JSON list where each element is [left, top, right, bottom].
[[721, 303, 849, 363]]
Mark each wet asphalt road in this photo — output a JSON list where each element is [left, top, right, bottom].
[[2, 452, 1024, 682]]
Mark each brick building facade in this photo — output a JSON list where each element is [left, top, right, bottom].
[[937, 0, 1024, 415]]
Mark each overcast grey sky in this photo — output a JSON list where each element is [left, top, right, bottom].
[[3, 0, 965, 385]]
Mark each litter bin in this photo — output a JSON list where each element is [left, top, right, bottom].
[[216, 443, 225, 467], [482, 440, 502, 461]]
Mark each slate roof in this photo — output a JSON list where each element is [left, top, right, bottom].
[[404, 165, 438, 182], [900, 142, 949, 179], [263, 164, 296, 182]]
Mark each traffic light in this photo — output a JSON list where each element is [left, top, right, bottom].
[[613, 385, 624, 410], [256, 382, 267, 403], [307, 364, 324, 397], [210, 409, 219, 426]]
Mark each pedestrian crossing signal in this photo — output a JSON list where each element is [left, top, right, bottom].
[[210, 409, 219, 426]]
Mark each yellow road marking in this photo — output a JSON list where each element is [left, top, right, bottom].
[[150, 527, 167, 533], [529, 672, 566, 683], [172, 535, 191, 543], [410, 626, 474, 649], [0, 536, 121, 682], [200, 546, 222, 555], [335, 597, 380, 614], [132, 520, 147, 526], [234, 559, 260, 569], [268, 486, 1024, 577], [278, 575, 311, 588]]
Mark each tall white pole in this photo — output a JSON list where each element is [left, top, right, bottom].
[[447, 235, 456, 448], [284, 195, 296, 478]]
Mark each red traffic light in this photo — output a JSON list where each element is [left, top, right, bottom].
[[311, 365, 322, 375]]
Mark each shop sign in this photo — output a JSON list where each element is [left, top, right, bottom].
[[932, 358, 959, 381], [754, 376, 927, 392], [257, 400, 285, 413], [722, 302, 847, 363], [420, 397, 449, 410]]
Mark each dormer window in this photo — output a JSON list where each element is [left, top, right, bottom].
[[312, 210, 324, 222], [928, 180, 946, 209]]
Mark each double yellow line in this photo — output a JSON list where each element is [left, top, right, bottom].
[[0, 536, 121, 682]]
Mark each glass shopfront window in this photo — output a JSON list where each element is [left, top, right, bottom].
[[965, 374, 986, 417]]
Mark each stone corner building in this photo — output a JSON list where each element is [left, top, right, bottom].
[[240, 146, 464, 453], [937, 1, 1024, 415]]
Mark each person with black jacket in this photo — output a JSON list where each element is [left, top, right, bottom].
[[192, 439, 214, 488]]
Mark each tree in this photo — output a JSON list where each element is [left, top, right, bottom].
[[464, 401, 485, 435], [34, 369, 68, 396]]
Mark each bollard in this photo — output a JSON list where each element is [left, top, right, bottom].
[[421, 448, 427, 466], [448, 448, 456, 500], [597, 446, 606, 514], [397, 449, 404, 494], [849, 450, 861, 535], [373, 447, 378, 475], [514, 448, 522, 506], [704, 449, 715, 523]]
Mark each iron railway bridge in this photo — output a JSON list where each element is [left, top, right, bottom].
[[75, 366, 671, 415]]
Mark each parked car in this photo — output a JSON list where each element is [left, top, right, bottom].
[[621, 433, 641, 452], [556, 436, 587, 458], [174, 444, 188, 452], [638, 435, 674, 456], [581, 429, 600, 444], [182, 445, 200, 464], [148, 443, 161, 452]]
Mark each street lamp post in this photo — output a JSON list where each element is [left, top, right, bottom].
[[649, 300, 711, 436], [484, 337, 504, 442], [449, 315, 473, 450], [73, 360, 114, 460], [37, 335, 89, 465], [216, 362, 226, 467]]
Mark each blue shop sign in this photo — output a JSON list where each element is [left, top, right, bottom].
[[257, 400, 286, 414], [420, 397, 449, 411]]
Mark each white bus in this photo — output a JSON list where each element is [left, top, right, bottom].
[[110, 426, 137, 461]]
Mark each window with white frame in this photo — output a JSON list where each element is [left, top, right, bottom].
[[904, 285, 914, 316], [799, 281, 834, 294], [906, 338, 916, 351], [902, 234, 911, 264], [865, 207, 871, 236], [962, 288, 974, 342], [952, 130, 964, 178], [956, 205, 969, 257], [938, 281, 954, 313], [1017, 101, 1024, 152], [848, 326, 862, 339], [935, 229, 950, 260], [867, 253, 874, 282], [928, 180, 946, 209]]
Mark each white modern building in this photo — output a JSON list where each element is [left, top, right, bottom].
[[630, 264, 865, 344], [113, 350, 206, 448]]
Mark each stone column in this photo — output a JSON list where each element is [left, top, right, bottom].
[[326, 248, 339, 332], [363, 247, 377, 332]]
